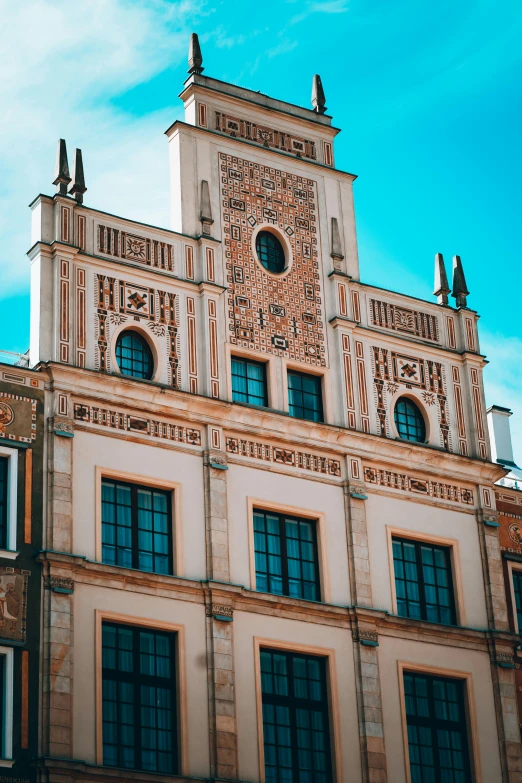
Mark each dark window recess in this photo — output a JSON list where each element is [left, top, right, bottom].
[[102, 622, 177, 774], [0, 655, 4, 757], [0, 458, 7, 550], [115, 331, 153, 380], [256, 230, 286, 274], [513, 571, 522, 633], [102, 479, 172, 575], [261, 648, 332, 783], [394, 397, 426, 442], [288, 371, 323, 423], [231, 357, 268, 406], [404, 671, 472, 783], [254, 510, 320, 601], [392, 537, 456, 625]]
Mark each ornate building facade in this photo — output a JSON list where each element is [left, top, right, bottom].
[[23, 34, 521, 783]]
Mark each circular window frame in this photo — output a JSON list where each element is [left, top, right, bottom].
[[110, 325, 160, 383], [391, 394, 429, 445], [251, 223, 293, 278]]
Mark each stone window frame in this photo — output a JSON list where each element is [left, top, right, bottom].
[[0, 646, 14, 766], [253, 637, 343, 782], [246, 498, 332, 605], [94, 610, 189, 774], [225, 345, 277, 411], [0, 446, 19, 558], [506, 560, 522, 635], [282, 361, 332, 425], [397, 661, 481, 783], [94, 467, 183, 577], [386, 526, 466, 627]]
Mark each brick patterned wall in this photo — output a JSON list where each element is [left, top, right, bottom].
[[221, 152, 327, 367]]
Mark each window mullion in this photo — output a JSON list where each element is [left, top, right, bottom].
[[131, 485, 139, 570], [428, 677, 441, 782], [287, 653, 299, 783], [133, 627, 142, 771]]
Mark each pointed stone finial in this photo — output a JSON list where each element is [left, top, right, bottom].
[[68, 149, 87, 204], [53, 139, 71, 195], [330, 217, 344, 270], [451, 255, 469, 308], [433, 253, 450, 305], [188, 33, 204, 75], [200, 180, 213, 235], [311, 74, 327, 114]]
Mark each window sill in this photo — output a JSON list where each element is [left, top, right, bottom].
[[0, 759, 15, 768], [0, 550, 19, 561]]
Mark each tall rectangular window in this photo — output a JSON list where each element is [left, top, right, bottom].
[[512, 570, 522, 632], [101, 479, 172, 574], [231, 357, 268, 406], [404, 671, 471, 783], [287, 371, 323, 422], [102, 622, 177, 773], [254, 510, 320, 601], [261, 648, 332, 782], [392, 537, 456, 625], [0, 458, 7, 551]]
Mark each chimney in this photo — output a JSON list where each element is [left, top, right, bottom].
[[487, 405, 518, 467]]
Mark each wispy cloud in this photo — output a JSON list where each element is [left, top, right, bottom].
[[289, 0, 350, 26], [0, 0, 200, 298]]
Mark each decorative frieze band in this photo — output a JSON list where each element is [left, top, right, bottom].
[[73, 403, 201, 446], [215, 111, 317, 161], [97, 224, 175, 271], [363, 466, 474, 505], [226, 436, 342, 477], [369, 298, 439, 342]]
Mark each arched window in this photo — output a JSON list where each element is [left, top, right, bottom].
[[115, 331, 153, 380], [394, 397, 426, 442], [255, 230, 286, 274]]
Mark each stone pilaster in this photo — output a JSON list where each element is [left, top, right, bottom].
[[344, 458, 388, 782], [42, 570, 74, 759], [202, 428, 238, 779], [477, 509, 509, 631], [47, 416, 74, 552]]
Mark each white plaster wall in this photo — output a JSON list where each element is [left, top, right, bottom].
[[366, 493, 488, 628], [379, 636, 502, 782], [234, 610, 361, 783], [227, 463, 350, 605], [73, 584, 210, 776], [72, 431, 206, 580]]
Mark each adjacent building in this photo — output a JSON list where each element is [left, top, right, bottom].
[[0, 366, 44, 782], [20, 33, 522, 783]]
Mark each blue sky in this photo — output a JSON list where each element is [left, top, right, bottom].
[[0, 0, 521, 452]]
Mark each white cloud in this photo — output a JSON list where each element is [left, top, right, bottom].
[[481, 331, 522, 464], [0, 0, 200, 296]]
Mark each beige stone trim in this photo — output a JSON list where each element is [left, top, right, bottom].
[[386, 525, 467, 627], [281, 359, 333, 424], [397, 660, 482, 783], [506, 560, 521, 634], [253, 637, 343, 783], [94, 466, 184, 577], [94, 610, 189, 776], [246, 497, 332, 604]]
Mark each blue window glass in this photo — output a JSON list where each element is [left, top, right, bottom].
[[288, 371, 323, 422], [0, 458, 7, 550], [512, 571, 522, 632], [256, 231, 286, 274], [404, 672, 471, 783], [261, 649, 332, 782], [393, 537, 456, 625], [102, 479, 171, 575], [394, 397, 426, 442], [115, 331, 153, 380], [231, 357, 267, 406], [254, 510, 320, 601], [102, 623, 177, 774]]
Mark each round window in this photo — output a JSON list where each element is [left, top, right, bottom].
[[255, 230, 286, 274], [394, 397, 426, 443], [115, 330, 153, 380]]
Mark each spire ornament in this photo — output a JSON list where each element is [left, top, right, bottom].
[[188, 33, 204, 75], [200, 180, 213, 235], [68, 149, 87, 204], [330, 217, 344, 271], [451, 255, 469, 308], [311, 74, 327, 114], [53, 139, 71, 195], [433, 253, 450, 305]]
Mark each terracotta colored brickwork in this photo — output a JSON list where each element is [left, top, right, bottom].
[[221, 152, 327, 366]]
